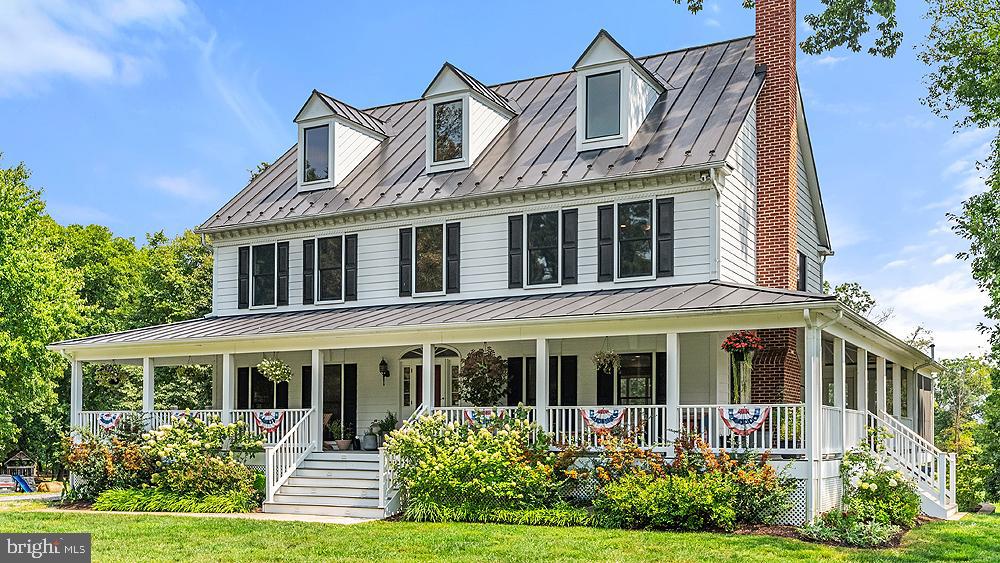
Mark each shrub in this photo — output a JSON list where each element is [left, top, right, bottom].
[[93, 488, 258, 513], [840, 436, 921, 528], [594, 471, 737, 531], [800, 510, 900, 548], [61, 427, 153, 502], [405, 499, 591, 526], [386, 409, 557, 514]]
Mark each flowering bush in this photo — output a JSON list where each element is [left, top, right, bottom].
[[61, 429, 153, 502], [840, 436, 920, 527], [591, 350, 621, 374], [593, 472, 737, 531], [800, 510, 900, 548], [385, 408, 559, 519]]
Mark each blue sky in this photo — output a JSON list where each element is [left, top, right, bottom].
[[0, 1, 990, 358]]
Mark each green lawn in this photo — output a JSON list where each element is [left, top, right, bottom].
[[0, 507, 996, 562]]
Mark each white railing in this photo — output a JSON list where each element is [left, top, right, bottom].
[[844, 409, 866, 451], [149, 409, 224, 429], [436, 405, 535, 425], [870, 410, 956, 507], [78, 410, 132, 434], [265, 407, 315, 503], [232, 409, 312, 445], [547, 405, 672, 449], [379, 403, 427, 514], [78, 409, 226, 434], [821, 406, 843, 455], [679, 404, 805, 455]]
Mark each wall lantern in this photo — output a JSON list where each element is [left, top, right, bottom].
[[379, 358, 391, 386]]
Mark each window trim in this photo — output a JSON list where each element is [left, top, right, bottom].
[[612, 199, 656, 282], [431, 99, 466, 164], [250, 242, 278, 309], [584, 70, 622, 141], [613, 351, 656, 406], [412, 223, 446, 297], [298, 120, 335, 189], [425, 95, 471, 173], [313, 234, 347, 305], [523, 209, 563, 289]]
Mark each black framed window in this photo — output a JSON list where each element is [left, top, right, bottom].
[[251, 243, 276, 306], [303, 125, 329, 182], [433, 100, 463, 162], [585, 71, 620, 139], [797, 251, 807, 291], [317, 236, 343, 302], [527, 211, 559, 285], [900, 367, 910, 418], [414, 224, 444, 294], [617, 201, 653, 278], [617, 353, 653, 405]]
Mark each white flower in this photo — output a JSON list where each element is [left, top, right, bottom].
[[869, 483, 878, 491], [888, 479, 897, 487]]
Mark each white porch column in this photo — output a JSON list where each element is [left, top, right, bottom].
[[803, 326, 823, 520], [875, 356, 887, 416], [535, 338, 549, 431], [422, 343, 434, 411], [856, 348, 868, 414], [221, 353, 234, 424], [142, 357, 154, 414], [311, 349, 323, 450], [665, 333, 680, 441], [833, 337, 846, 453], [892, 362, 902, 420], [70, 359, 83, 427]]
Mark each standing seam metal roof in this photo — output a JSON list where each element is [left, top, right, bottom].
[[200, 36, 761, 232]]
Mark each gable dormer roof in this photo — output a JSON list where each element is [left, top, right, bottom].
[[294, 90, 389, 137], [573, 29, 666, 93], [422, 62, 517, 115]]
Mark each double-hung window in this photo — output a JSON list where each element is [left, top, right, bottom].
[[251, 243, 277, 307], [414, 224, 445, 294], [617, 201, 653, 279], [317, 236, 344, 303], [526, 211, 560, 286]]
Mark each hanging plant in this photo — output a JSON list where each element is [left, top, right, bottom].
[[592, 349, 621, 374], [94, 364, 128, 387], [721, 330, 764, 403], [256, 357, 292, 383], [456, 346, 508, 407]]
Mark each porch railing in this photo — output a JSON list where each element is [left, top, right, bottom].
[[79, 409, 311, 445], [844, 409, 866, 451], [265, 407, 315, 503], [871, 410, 956, 506], [232, 409, 312, 445], [436, 405, 535, 425], [379, 403, 427, 515], [821, 406, 843, 455], [547, 405, 673, 449], [679, 404, 805, 455]]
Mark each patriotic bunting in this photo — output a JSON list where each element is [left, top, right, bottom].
[[718, 406, 770, 436], [253, 410, 285, 433], [97, 412, 123, 431], [580, 407, 626, 430]]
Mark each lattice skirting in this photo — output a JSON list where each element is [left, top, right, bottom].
[[776, 479, 808, 526]]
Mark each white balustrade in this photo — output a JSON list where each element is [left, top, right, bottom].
[[843, 409, 867, 451], [265, 407, 315, 503], [435, 405, 535, 426], [232, 409, 312, 445], [821, 405, 843, 455], [871, 410, 956, 506], [678, 403, 806, 454], [547, 405, 672, 449]]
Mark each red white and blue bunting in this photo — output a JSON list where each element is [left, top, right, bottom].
[[97, 412, 123, 431], [253, 410, 285, 433], [463, 409, 505, 425], [718, 406, 770, 436], [580, 408, 626, 430]]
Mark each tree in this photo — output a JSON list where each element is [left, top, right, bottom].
[[905, 325, 935, 354], [0, 159, 81, 452], [823, 280, 894, 324], [133, 230, 213, 327], [935, 355, 993, 454]]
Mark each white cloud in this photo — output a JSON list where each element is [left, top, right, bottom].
[[704, 18, 721, 28], [933, 254, 955, 266], [882, 259, 909, 270], [151, 174, 217, 202], [0, 0, 188, 95], [814, 55, 847, 66]]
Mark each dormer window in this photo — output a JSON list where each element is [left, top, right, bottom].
[[432, 100, 464, 163], [585, 71, 621, 139], [303, 125, 330, 182]]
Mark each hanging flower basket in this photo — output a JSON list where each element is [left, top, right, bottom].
[[721, 331, 764, 404], [592, 349, 621, 374], [256, 357, 292, 383]]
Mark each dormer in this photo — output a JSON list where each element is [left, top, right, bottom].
[[574, 30, 665, 152], [423, 63, 517, 174], [293, 90, 388, 192]]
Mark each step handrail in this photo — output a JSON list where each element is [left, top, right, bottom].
[[868, 410, 956, 506], [876, 410, 942, 455], [378, 403, 427, 513], [265, 407, 315, 504]]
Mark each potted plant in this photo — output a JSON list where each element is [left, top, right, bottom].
[[256, 356, 292, 384], [374, 411, 398, 446], [592, 349, 621, 374], [327, 419, 353, 451], [721, 330, 764, 403], [455, 346, 508, 406]]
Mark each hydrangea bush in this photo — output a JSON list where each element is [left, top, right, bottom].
[[840, 433, 920, 527]]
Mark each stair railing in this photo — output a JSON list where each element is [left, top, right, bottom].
[[378, 403, 428, 514], [868, 410, 956, 507], [264, 407, 315, 504]]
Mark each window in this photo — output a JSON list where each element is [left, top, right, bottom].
[[797, 251, 807, 291], [414, 224, 444, 294], [526, 211, 559, 285], [900, 368, 909, 418], [617, 201, 653, 278], [303, 125, 329, 182], [317, 236, 343, 302], [251, 243, 276, 307], [585, 71, 620, 139], [617, 353, 652, 405], [433, 100, 463, 162]]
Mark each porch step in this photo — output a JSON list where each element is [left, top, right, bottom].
[[285, 477, 378, 490], [264, 451, 385, 519], [272, 493, 379, 508], [263, 502, 385, 519], [278, 485, 378, 498], [299, 459, 379, 471], [308, 451, 380, 462], [291, 468, 378, 481]]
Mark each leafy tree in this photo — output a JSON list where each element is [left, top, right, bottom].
[[823, 280, 894, 324], [133, 230, 213, 327], [935, 355, 993, 454]]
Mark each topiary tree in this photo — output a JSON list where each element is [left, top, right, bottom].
[[455, 347, 508, 406]]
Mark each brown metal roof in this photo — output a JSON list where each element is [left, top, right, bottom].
[[310, 90, 388, 136], [200, 36, 762, 232], [51, 282, 832, 348], [428, 63, 518, 115]]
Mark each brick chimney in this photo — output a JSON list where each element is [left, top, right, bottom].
[[752, 0, 802, 403]]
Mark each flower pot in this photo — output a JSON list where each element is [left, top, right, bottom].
[[335, 439, 352, 451], [361, 433, 379, 451], [323, 440, 336, 451]]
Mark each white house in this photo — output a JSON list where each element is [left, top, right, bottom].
[[50, 6, 956, 523]]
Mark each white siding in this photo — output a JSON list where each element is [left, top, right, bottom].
[[796, 140, 823, 292], [333, 122, 381, 186], [626, 71, 660, 143], [213, 183, 715, 315], [469, 97, 509, 164], [720, 105, 757, 285]]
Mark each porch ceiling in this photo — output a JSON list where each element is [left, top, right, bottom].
[[50, 282, 832, 353]]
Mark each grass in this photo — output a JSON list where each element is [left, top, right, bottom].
[[0, 508, 995, 562]]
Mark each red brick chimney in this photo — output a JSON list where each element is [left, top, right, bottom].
[[752, 0, 802, 403]]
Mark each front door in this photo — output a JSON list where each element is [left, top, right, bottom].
[[416, 364, 443, 408], [399, 361, 448, 419]]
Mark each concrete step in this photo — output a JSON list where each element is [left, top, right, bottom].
[[285, 476, 379, 489], [272, 493, 379, 508], [278, 485, 378, 499], [291, 468, 378, 480], [299, 459, 379, 471], [264, 502, 384, 519], [308, 451, 380, 462]]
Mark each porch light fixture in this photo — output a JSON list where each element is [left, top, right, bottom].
[[379, 358, 390, 386]]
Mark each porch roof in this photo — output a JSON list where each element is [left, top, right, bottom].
[[51, 282, 832, 349]]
